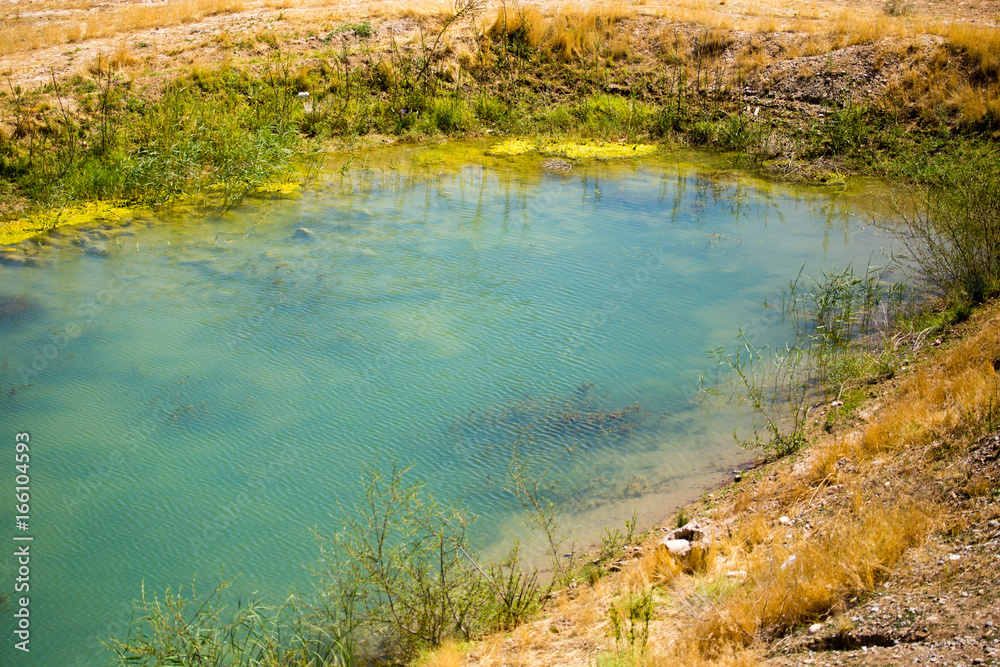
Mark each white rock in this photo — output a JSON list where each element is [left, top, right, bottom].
[[808, 623, 824, 635], [779, 516, 791, 525], [661, 538, 691, 557]]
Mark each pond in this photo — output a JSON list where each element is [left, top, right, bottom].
[[0, 142, 893, 665]]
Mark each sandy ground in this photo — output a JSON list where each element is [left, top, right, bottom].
[[2, 0, 998, 91]]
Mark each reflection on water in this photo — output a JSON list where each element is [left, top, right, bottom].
[[0, 143, 894, 665]]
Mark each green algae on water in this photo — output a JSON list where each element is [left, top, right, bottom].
[[0, 180, 303, 246], [0, 201, 139, 246], [489, 138, 657, 159]]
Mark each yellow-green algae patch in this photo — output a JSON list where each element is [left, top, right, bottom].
[[487, 139, 536, 156], [256, 181, 301, 195], [0, 201, 139, 246], [0, 181, 301, 246], [411, 142, 495, 167], [489, 139, 657, 159], [206, 181, 302, 195]]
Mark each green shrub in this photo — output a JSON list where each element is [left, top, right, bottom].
[[572, 94, 655, 138], [473, 94, 510, 125], [422, 97, 474, 134], [897, 147, 1000, 302], [315, 465, 545, 662]]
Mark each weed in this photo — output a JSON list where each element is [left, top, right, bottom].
[[105, 579, 350, 667], [608, 590, 653, 658], [316, 464, 545, 662], [506, 449, 578, 587], [335, 21, 374, 40], [598, 510, 639, 561], [710, 332, 811, 459]]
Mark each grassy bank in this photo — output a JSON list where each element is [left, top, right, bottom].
[[2, 1, 1000, 228], [1, 58, 302, 220]]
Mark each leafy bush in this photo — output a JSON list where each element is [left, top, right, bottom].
[[897, 147, 1000, 303], [314, 465, 545, 663]]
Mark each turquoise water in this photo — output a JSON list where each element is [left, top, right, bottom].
[[0, 144, 890, 665]]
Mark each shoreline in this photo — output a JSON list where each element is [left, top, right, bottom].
[[446, 298, 1000, 666]]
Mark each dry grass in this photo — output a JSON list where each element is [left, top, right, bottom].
[[694, 27, 735, 59], [879, 22, 1000, 127], [684, 499, 934, 658], [415, 639, 466, 667], [829, 11, 913, 47], [853, 323, 1000, 460], [0, 0, 245, 56], [83, 43, 140, 77], [736, 37, 768, 71], [938, 22, 1000, 81], [487, 2, 631, 63]]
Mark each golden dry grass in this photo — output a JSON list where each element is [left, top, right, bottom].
[[0, 0, 245, 56], [487, 2, 631, 63], [736, 37, 769, 72], [937, 22, 1000, 80], [86, 46, 139, 77], [684, 499, 933, 658]]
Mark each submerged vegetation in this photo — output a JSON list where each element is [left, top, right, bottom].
[[710, 263, 917, 459]]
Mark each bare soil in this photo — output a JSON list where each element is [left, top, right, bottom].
[[2, 0, 996, 100], [763, 433, 1000, 667]]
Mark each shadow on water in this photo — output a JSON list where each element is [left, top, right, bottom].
[[0, 293, 35, 326], [449, 383, 658, 473]]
